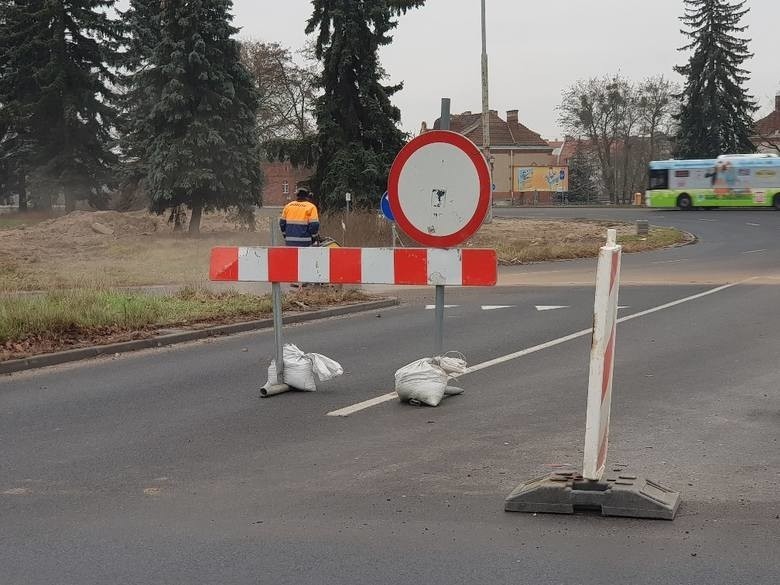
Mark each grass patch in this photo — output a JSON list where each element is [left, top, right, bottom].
[[0, 286, 371, 359], [471, 219, 687, 264]]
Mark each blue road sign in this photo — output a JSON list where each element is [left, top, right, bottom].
[[380, 191, 395, 221]]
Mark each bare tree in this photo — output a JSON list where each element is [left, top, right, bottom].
[[755, 131, 780, 154], [638, 76, 678, 161], [559, 75, 630, 203], [241, 41, 317, 143], [560, 74, 679, 203]]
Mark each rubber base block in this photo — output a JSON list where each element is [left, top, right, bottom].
[[505, 471, 681, 520]]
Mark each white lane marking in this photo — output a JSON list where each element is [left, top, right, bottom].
[[651, 259, 687, 265], [698, 218, 717, 222], [618, 306, 630, 310], [742, 249, 767, 255], [327, 392, 397, 417], [425, 305, 460, 310], [481, 305, 515, 311], [326, 278, 757, 417], [535, 305, 570, 312], [746, 223, 760, 227]]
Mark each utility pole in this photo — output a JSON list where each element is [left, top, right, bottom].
[[481, 0, 493, 222]]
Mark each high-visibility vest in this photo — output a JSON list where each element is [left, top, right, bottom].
[[280, 200, 320, 246]]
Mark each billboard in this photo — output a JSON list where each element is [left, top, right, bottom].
[[514, 166, 569, 192]]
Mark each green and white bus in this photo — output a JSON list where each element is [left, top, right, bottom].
[[646, 153, 780, 210]]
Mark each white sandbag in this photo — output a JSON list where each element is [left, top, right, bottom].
[[436, 353, 467, 376], [395, 358, 449, 407], [309, 353, 343, 381], [282, 344, 317, 391], [262, 359, 279, 391]]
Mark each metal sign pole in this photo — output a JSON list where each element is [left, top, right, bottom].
[[434, 284, 445, 356], [434, 98, 451, 356], [261, 219, 290, 397]]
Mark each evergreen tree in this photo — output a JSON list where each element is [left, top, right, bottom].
[[125, 0, 262, 234], [566, 141, 598, 203], [674, 0, 757, 158], [306, 0, 424, 209], [0, 0, 47, 210], [0, 0, 125, 211], [118, 0, 161, 213]]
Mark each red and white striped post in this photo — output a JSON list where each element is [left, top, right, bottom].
[[582, 229, 622, 481]]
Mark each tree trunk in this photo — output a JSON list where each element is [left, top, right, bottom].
[[188, 201, 203, 234], [36, 190, 52, 211], [64, 191, 76, 212], [171, 206, 186, 232], [17, 173, 27, 212]]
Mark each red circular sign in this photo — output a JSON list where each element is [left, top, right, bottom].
[[387, 130, 491, 248]]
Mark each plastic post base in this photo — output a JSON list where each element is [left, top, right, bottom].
[[505, 471, 681, 520]]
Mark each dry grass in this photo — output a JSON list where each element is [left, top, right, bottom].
[[0, 285, 370, 360], [0, 210, 686, 292], [0, 210, 272, 291], [469, 218, 686, 264], [0, 210, 53, 230]]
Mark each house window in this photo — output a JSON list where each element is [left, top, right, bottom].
[[282, 181, 289, 195]]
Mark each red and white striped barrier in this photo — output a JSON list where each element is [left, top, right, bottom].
[[210, 247, 497, 286], [582, 229, 622, 480]]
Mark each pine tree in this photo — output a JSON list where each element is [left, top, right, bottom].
[[125, 0, 262, 234], [566, 141, 598, 203], [674, 0, 757, 158], [0, 0, 125, 211], [0, 0, 47, 210], [306, 0, 424, 209]]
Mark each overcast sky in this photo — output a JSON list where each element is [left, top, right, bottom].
[[232, 0, 780, 140]]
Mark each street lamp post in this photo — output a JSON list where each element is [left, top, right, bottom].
[[481, 0, 493, 223]]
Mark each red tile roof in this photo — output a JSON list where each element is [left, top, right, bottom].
[[431, 110, 551, 149], [755, 96, 780, 136]]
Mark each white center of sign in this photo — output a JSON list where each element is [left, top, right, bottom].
[[396, 142, 481, 237]]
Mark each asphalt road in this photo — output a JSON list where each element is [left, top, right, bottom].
[[2, 208, 779, 585]]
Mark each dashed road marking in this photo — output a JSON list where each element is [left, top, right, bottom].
[[651, 259, 687, 264], [742, 249, 767, 254]]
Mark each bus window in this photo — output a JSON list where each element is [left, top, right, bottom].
[[648, 169, 668, 190]]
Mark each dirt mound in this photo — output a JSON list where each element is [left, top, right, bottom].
[[18, 209, 271, 239], [29, 211, 164, 238]]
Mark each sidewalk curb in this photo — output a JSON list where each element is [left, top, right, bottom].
[[1, 298, 399, 376]]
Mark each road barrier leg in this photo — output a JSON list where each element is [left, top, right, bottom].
[[262, 222, 290, 397]]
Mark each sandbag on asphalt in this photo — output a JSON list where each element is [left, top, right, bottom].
[[394, 353, 467, 406], [262, 344, 344, 392]]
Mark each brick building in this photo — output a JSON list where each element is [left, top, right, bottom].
[[260, 161, 313, 207], [425, 109, 562, 204], [754, 93, 780, 153]]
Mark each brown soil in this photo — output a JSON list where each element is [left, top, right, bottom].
[[0, 211, 272, 291]]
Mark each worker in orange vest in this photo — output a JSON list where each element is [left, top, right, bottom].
[[280, 188, 320, 247]]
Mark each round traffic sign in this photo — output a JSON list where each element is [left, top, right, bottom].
[[387, 130, 491, 248], [380, 191, 395, 221]]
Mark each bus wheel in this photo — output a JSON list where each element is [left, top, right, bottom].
[[774, 194, 780, 210], [677, 194, 693, 210]]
